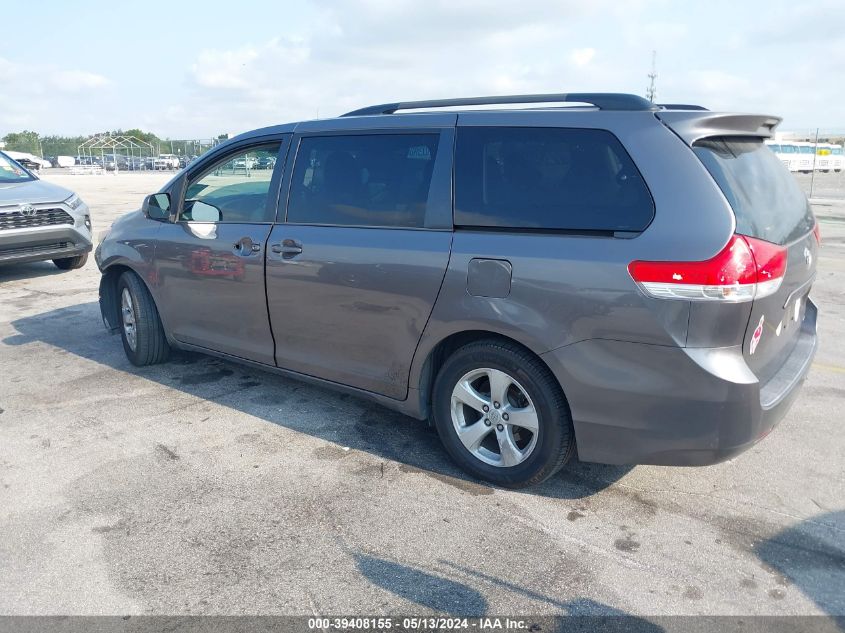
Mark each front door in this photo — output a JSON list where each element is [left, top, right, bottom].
[[153, 138, 288, 365], [266, 130, 454, 399]]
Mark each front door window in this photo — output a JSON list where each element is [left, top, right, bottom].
[[182, 144, 281, 223]]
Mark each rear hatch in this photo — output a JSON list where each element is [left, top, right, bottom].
[[692, 137, 818, 384]]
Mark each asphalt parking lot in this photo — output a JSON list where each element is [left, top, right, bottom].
[[0, 171, 843, 617]]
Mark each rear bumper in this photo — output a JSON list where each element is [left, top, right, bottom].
[[0, 225, 93, 265], [541, 300, 818, 466]]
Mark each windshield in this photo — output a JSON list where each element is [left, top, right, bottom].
[[694, 137, 815, 245], [0, 152, 35, 184]]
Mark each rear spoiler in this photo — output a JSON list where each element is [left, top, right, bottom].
[[656, 111, 782, 146]]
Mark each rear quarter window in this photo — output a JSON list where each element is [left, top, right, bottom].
[[454, 127, 654, 232], [693, 137, 815, 245]]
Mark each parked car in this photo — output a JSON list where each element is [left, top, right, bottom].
[[231, 156, 258, 170], [5, 153, 39, 171], [154, 154, 180, 170], [75, 156, 103, 167], [4, 151, 51, 171], [0, 150, 92, 269], [95, 93, 819, 488], [15, 157, 41, 171], [47, 155, 77, 168], [103, 154, 129, 171], [257, 156, 276, 170], [121, 157, 145, 171]]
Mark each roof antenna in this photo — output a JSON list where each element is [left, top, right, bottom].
[[646, 50, 657, 103]]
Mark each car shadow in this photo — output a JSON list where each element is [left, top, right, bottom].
[[355, 552, 663, 629], [4, 300, 633, 500], [755, 510, 845, 625], [354, 553, 488, 616], [0, 260, 68, 282]]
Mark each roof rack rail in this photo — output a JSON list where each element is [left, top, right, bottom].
[[658, 103, 709, 111], [342, 93, 659, 117]]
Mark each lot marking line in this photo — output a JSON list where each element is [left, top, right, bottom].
[[812, 362, 845, 374]]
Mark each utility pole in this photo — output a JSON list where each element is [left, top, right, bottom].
[[646, 50, 657, 103]]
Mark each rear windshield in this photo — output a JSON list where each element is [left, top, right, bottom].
[[693, 137, 815, 245]]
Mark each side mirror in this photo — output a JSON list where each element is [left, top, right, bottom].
[[142, 193, 171, 221]]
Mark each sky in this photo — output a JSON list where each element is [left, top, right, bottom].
[[1, 0, 843, 139]]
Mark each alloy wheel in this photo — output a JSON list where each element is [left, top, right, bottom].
[[450, 367, 539, 467], [121, 288, 137, 352]]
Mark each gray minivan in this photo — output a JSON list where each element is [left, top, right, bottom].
[[96, 93, 819, 488]]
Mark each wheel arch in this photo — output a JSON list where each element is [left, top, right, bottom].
[[99, 263, 166, 335], [413, 329, 566, 421]]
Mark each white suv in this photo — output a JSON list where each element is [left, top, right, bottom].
[[0, 151, 92, 269], [154, 154, 180, 170]]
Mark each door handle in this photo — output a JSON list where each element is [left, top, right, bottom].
[[233, 237, 261, 255], [271, 239, 303, 259]]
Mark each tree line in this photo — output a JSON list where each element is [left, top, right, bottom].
[[1, 129, 228, 158]]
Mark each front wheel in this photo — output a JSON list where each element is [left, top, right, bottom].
[[117, 271, 170, 366], [53, 253, 88, 270], [432, 340, 575, 488]]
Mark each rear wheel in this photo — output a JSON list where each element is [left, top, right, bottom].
[[117, 271, 169, 366], [53, 253, 88, 270], [432, 339, 575, 488]]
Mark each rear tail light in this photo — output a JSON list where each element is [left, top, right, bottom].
[[628, 235, 787, 302], [813, 222, 821, 245]]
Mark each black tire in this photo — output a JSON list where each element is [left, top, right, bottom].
[[432, 339, 575, 488], [117, 271, 170, 366], [52, 252, 88, 270]]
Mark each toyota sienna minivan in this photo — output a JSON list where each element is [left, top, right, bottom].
[[96, 93, 819, 488]]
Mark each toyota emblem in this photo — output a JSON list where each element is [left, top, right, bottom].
[[18, 204, 36, 217], [803, 246, 812, 268]]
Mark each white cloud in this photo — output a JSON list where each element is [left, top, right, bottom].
[[0, 58, 109, 95], [625, 21, 689, 49], [51, 70, 110, 92], [570, 48, 596, 67], [0, 57, 17, 82], [0, 58, 110, 132], [686, 70, 747, 96], [2, 1, 843, 137], [168, 5, 647, 137]]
